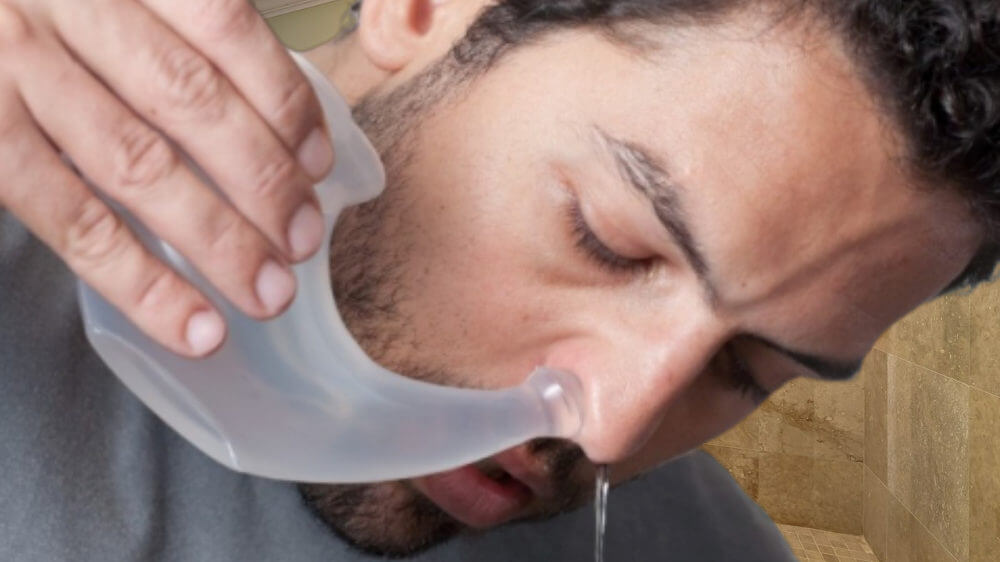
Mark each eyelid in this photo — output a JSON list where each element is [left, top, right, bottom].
[[566, 199, 655, 273]]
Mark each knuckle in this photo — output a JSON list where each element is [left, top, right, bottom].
[[0, 2, 32, 51], [193, 0, 259, 42], [133, 268, 182, 313], [248, 156, 298, 200], [64, 198, 129, 268], [155, 47, 226, 120], [203, 211, 245, 254], [269, 78, 315, 141], [110, 122, 176, 194]]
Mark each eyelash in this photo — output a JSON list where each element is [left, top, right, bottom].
[[567, 202, 654, 274], [724, 346, 771, 403]]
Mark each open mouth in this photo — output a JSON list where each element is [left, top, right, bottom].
[[410, 444, 570, 529], [412, 464, 534, 529]]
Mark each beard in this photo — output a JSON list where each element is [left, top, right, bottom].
[[296, 60, 590, 557], [300, 439, 587, 558]]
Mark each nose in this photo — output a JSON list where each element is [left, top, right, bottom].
[[564, 309, 726, 464]]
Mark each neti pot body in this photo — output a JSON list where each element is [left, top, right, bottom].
[[76, 52, 582, 483]]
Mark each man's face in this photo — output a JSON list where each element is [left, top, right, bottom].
[[301, 12, 981, 557]]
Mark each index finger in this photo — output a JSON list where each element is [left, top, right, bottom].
[[140, 0, 333, 179]]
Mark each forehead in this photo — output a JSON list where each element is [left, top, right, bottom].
[[629, 22, 976, 338], [623, 20, 977, 348]]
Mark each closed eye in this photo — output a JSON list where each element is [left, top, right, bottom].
[[566, 200, 655, 274]]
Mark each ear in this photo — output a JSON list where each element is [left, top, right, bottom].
[[357, 0, 445, 71]]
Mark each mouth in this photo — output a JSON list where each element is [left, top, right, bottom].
[[412, 465, 531, 528], [411, 447, 558, 529]]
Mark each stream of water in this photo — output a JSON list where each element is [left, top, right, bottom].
[[594, 464, 610, 562]]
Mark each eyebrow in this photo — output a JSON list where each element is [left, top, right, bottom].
[[595, 127, 717, 303], [593, 127, 865, 382]]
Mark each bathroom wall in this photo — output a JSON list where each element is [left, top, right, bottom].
[[259, 1, 354, 51], [703, 364, 868, 534], [255, 0, 337, 18], [706, 279, 1000, 560], [862, 282, 1000, 562]]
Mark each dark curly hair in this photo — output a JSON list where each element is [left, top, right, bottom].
[[433, 0, 1000, 290]]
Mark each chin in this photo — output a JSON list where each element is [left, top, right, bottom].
[[299, 480, 464, 557]]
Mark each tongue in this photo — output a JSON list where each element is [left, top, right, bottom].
[[414, 465, 532, 528]]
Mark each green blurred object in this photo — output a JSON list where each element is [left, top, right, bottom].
[[262, 1, 357, 52]]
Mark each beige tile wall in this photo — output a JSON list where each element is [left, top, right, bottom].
[[704, 363, 867, 534], [862, 282, 1000, 561], [707, 280, 1000, 560]]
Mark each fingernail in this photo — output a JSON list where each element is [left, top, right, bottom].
[[255, 260, 297, 314], [185, 310, 226, 355], [297, 127, 334, 179], [287, 202, 324, 259]]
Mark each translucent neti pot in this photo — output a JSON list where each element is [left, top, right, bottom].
[[77, 52, 583, 483]]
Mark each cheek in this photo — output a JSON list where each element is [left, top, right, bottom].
[[381, 150, 576, 378], [381, 191, 561, 380]]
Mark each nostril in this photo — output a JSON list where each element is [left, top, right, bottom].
[[532, 358, 683, 464], [580, 442, 643, 466], [576, 408, 667, 465]]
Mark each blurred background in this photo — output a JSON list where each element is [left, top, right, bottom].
[[256, 0, 357, 51], [254, 2, 1000, 561]]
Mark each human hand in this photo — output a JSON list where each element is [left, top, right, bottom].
[[0, 0, 334, 356]]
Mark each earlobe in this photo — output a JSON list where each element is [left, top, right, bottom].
[[357, 0, 440, 71]]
